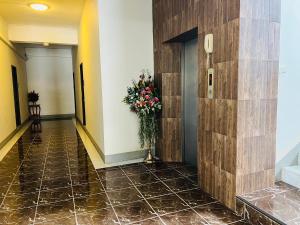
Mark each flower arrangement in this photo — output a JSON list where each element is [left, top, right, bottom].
[[28, 91, 39, 105], [123, 72, 162, 149]]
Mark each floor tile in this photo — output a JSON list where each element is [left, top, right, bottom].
[[101, 176, 132, 191], [41, 178, 71, 190], [247, 193, 300, 222], [193, 202, 241, 224], [38, 187, 73, 205], [131, 217, 164, 225], [35, 199, 75, 223], [0, 120, 247, 225], [34, 216, 76, 225], [71, 175, 100, 186], [186, 175, 199, 185], [97, 167, 125, 180], [0, 207, 36, 225], [287, 217, 300, 225], [147, 193, 189, 215], [143, 162, 172, 171], [174, 166, 198, 176], [152, 169, 182, 181], [231, 220, 252, 225], [114, 200, 155, 224], [72, 183, 104, 198], [74, 192, 110, 214], [0, 185, 10, 197], [1, 192, 38, 210], [136, 181, 172, 199], [107, 187, 142, 206], [8, 183, 40, 195], [177, 188, 216, 207], [128, 172, 159, 186], [121, 165, 149, 175], [163, 177, 197, 192], [161, 209, 207, 225], [76, 207, 118, 225]]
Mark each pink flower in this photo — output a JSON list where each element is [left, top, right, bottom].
[[154, 97, 159, 102], [145, 87, 150, 91], [145, 95, 150, 100]]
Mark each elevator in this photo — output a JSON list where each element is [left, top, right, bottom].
[[182, 38, 198, 166]]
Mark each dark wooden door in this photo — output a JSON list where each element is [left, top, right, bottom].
[[11, 65, 21, 126], [80, 63, 86, 126], [72, 72, 77, 118]]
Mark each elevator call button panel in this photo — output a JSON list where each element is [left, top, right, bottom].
[[208, 68, 214, 99]]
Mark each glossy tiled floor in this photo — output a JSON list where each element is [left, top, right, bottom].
[[0, 120, 249, 225], [239, 181, 300, 225]]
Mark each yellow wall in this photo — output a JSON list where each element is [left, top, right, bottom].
[[73, 0, 105, 153], [0, 16, 29, 144]]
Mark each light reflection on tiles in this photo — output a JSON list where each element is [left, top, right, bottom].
[[0, 120, 249, 225]]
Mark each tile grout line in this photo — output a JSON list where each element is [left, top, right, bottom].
[[0, 133, 37, 210], [119, 166, 167, 225], [32, 134, 52, 224], [95, 169, 121, 224], [141, 163, 213, 225], [69, 121, 122, 224], [148, 164, 247, 224], [64, 130, 79, 225]]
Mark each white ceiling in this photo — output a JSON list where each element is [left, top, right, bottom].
[[0, 0, 85, 27]]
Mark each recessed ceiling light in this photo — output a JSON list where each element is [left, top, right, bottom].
[[30, 3, 49, 11]]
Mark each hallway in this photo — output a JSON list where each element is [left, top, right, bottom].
[[0, 120, 249, 225]]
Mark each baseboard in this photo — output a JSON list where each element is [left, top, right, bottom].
[[41, 114, 75, 121], [105, 150, 146, 164], [75, 117, 105, 160], [0, 118, 30, 150], [75, 117, 146, 164]]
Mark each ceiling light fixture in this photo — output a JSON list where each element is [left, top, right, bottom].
[[30, 3, 49, 11]]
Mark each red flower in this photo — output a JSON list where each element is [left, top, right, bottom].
[[145, 87, 150, 91], [145, 95, 150, 100], [154, 97, 159, 102]]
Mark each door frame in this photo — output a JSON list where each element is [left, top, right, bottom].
[[11, 65, 21, 127], [80, 63, 86, 126]]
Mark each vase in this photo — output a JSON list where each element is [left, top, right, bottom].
[[144, 145, 157, 163]]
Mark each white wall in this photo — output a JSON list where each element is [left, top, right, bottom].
[[99, 0, 154, 156], [276, 0, 300, 162], [8, 24, 78, 45], [26, 48, 75, 116], [0, 16, 29, 144], [276, 0, 300, 178]]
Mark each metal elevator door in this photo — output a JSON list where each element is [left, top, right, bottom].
[[182, 38, 198, 166]]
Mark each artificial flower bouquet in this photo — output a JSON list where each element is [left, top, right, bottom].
[[123, 72, 162, 149]]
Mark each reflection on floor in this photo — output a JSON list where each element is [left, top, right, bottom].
[[0, 120, 249, 224], [73, 120, 143, 170], [237, 182, 300, 225]]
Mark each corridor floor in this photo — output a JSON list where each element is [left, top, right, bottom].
[[0, 120, 249, 225]]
